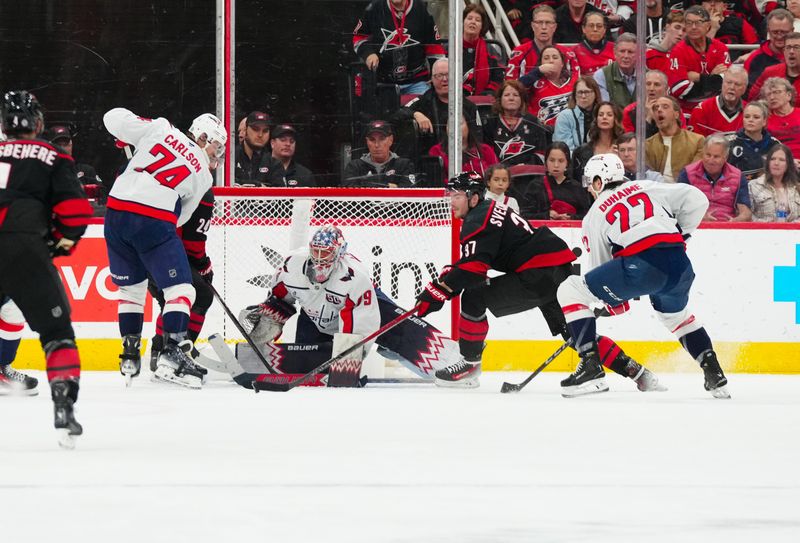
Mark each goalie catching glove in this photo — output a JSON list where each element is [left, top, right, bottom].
[[239, 295, 297, 344], [415, 281, 453, 317]]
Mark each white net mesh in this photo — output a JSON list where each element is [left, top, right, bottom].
[[204, 189, 455, 341]]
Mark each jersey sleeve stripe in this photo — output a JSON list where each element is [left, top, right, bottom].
[[340, 296, 356, 334], [514, 248, 576, 272], [455, 260, 491, 275], [52, 198, 93, 226]]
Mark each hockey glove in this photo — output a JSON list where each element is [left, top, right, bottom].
[[416, 281, 452, 317], [47, 229, 78, 258], [241, 296, 298, 344], [197, 259, 214, 284], [604, 301, 630, 316]]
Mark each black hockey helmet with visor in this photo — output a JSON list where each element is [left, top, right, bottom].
[[446, 171, 486, 199], [1, 90, 44, 136]]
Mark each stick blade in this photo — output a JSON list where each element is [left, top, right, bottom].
[[252, 380, 292, 393], [500, 382, 522, 394]]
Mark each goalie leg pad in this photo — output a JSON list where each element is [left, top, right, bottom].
[[328, 333, 365, 388]]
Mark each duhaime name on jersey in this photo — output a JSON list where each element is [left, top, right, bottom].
[[163, 134, 203, 173], [0, 142, 57, 165]]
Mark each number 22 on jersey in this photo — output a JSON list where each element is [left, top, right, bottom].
[[605, 192, 654, 232]]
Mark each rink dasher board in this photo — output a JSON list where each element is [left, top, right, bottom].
[[11, 224, 800, 373]]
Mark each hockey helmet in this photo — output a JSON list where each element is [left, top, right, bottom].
[[308, 225, 348, 283], [188, 113, 228, 158], [582, 153, 626, 194], [446, 171, 486, 199], [1, 91, 44, 136]]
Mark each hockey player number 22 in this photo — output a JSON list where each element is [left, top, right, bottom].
[[134, 143, 191, 189], [605, 193, 654, 232]]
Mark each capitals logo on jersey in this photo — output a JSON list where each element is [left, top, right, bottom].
[[536, 93, 571, 125], [498, 136, 534, 162], [380, 26, 419, 52]]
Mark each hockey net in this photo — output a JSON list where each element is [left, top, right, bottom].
[[205, 187, 458, 348]]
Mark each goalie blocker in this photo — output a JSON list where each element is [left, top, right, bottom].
[[229, 291, 459, 389]]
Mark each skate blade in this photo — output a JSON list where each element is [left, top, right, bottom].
[[709, 385, 731, 399], [561, 377, 609, 398], [124, 373, 133, 388], [152, 367, 202, 389], [639, 382, 669, 392], [0, 387, 39, 397], [56, 429, 77, 450], [434, 377, 480, 389]]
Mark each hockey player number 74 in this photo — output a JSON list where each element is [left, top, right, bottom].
[[134, 143, 191, 189], [605, 193, 654, 232]]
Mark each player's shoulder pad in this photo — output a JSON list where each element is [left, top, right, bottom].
[[460, 199, 495, 241]]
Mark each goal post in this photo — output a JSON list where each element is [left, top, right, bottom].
[[204, 187, 459, 346]]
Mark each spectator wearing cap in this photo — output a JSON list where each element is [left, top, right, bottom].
[[45, 124, 106, 215], [265, 124, 314, 187], [343, 120, 417, 187], [235, 111, 276, 185]]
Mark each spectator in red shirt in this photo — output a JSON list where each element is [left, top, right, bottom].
[[743, 9, 794, 87], [506, 5, 577, 80], [689, 65, 748, 136], [462, 3, 504, 97], [762, 76, 800, 160], [668, 5, 732, 117], [749, 31, 800, 105], [520, 45, 578, 127], [647, 11, 685, 74], [572, 12, 616, 76], [430, 115, 499, 181]]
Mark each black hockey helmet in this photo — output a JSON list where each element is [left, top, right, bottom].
[[1, 90, 44, 136], [446, 171, 486, 199]]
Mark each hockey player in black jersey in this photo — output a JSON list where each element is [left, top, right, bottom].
[[0, 91, 93, 447], [415, 171, 665, 391]]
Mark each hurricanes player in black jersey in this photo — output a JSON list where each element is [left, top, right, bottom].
[[143, 188, 215, 374], [415, 171, 665, 391], [0, 91, 93, 447]]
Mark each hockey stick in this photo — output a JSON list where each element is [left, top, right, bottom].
[[207, 282, 280, 375], [253, 305, 420, 392], [500, 340, 572, 394]]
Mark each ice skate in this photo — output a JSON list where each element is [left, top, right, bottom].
[[0, 364, 39, 396], [699, 351, 730, 399], [561, 350, 608, 398], [152, 340, 204, 389], [119, 334, 142, 387], [624, 356, 667, 392], [434, 357, 481, 388], [51, 380, 82, 450]]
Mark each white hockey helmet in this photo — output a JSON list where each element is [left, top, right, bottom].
[[582, 153, 626, 194], [188, 113, 228, 158], [308, 225, 348, 283]]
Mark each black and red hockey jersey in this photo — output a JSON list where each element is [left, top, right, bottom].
[[177, 188, 214, 272], [0, 138, 92, 239], [482, 113, 551, 165], [353, 0, 444, 85], [440, 198, 576, 294]]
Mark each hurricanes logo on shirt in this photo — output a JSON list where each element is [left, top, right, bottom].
[[498, 136, 533, 161], [537, 94, 570, 124], [380, 27, 418, 52]]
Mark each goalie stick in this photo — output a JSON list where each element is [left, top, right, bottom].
[[253, 305, 420, 392], [500, 340, 572, 394], [207, 282, 279, 375]]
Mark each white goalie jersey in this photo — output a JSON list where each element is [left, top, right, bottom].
[[582, 180, 708, 271], [103, 108, 212, 227], [271, 248, 380, 337]]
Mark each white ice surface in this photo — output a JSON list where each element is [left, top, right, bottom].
[[2, 371, 799, 543]]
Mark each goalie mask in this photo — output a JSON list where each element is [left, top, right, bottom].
[[582, 153, 625, 196], [308, 226, 347, 283], [188, 113, 228, 159]]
